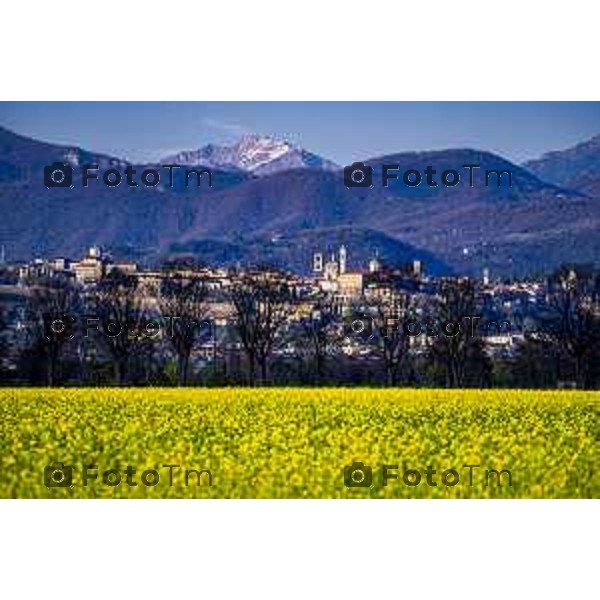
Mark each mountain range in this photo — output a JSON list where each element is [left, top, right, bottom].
[[0, 125, 599, 277]]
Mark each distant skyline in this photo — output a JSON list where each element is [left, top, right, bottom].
[[0, 101, 599, 165]]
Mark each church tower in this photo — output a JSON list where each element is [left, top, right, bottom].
[[339, 245, 347, 274], [313, 252, 323, 273]]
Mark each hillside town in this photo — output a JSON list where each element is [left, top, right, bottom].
[[1, 243, 599, 388]]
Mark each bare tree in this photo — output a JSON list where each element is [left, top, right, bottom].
[[229, 269, 293, 385], [25, 274, 80, 386], [534, 267, 600, 389], [0, 301, 9, 379], [92, 270, 146, 385], [428, 279, 489, 388], [159, 272, 211, 385], [369, 292, 414, 386], [299, 292, 336, 385]]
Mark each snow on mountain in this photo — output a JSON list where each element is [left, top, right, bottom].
[[161, 134, 339, 175], [235, 135, 291, 170]]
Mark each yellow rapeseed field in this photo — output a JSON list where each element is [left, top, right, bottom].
[[0, 388, 597, 498]]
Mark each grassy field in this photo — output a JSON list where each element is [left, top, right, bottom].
[[0, 388, 597, 498]]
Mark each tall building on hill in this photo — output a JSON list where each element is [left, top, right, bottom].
[[339, 245, 347, 274], [369, 257, 381, 273], [313, 252, 323, 273], [312, 245, 364, 297], [313, 245, 348, 279]]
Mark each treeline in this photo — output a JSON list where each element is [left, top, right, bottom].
[[1, 264, 600, 389]]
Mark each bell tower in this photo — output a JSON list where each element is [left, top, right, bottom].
[[313, 252, 323, 273], [339, 245, 347, 274]]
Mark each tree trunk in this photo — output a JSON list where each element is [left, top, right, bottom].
[[178, 353, 190, 386], [315, 353, 323, 386], [247, 353, 256, 386], [574, 354, 586, 389], [386, 364, 394, 387], [259, 357, 268, 386], [47, 354, 56, 387], [114, 359, 126, 386]]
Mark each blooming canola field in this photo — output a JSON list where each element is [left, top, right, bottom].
[[0, 388, 597, 498]]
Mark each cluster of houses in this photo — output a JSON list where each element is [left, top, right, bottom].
[[1, 243, 544, 367], [18, 246, 137, 285]]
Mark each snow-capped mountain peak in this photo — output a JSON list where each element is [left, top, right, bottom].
[[161, 134, 338, 175], [234, 135, 291, 170]]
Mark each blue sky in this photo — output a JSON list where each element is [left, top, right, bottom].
[[0, 102, 598, 164]]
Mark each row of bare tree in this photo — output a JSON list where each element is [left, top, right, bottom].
[[5, 264, 600, 388]]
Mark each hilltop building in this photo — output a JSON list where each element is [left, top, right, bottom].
[[18, 246, 137, 285], [313, 245, 363, 298], [71, 246, 106, 283], [483, 267, 490, 286]]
